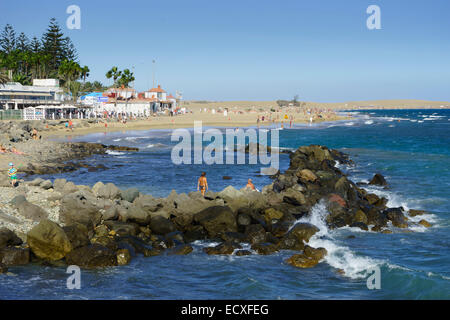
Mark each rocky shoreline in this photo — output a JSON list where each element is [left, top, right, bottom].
[[0, 144, 432, 274]]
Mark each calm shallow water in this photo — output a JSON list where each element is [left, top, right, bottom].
[[1, 109, 449, 299]]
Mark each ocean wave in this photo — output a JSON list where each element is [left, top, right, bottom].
[[364, 120, 374, 125], [145, 143, 167, 149], [106, 150, 126, 156], [295, 201, 384, 279]]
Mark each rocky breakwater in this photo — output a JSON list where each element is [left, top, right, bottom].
[[0, 145, 432, 274]]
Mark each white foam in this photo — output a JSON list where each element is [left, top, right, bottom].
[[105, 150, 126, 155], [294, 201, 384, 279], [364, 120, 374, 125]]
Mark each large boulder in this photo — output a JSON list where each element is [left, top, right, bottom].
[[59, 191, 102, 229], [385, 208, 408, 228], [194, 206, 237, 238], [245, 224, 266, 244], [286, 246, 327, 269], [203, 242, 241, 255], [296, 169, 317, 183], [287, 223, 319, 243], [95, 183, 121, 199], [27, 219, 73, 261], [65, 244, 118, 269], [120, 204, 151, 225], [15, 201, 49, 222], [149, 216, 176, 235]]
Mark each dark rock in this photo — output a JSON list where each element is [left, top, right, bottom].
[[167, 244, 193, 255], [184, 225, 208, 243], [62, 224, 90, 249], [287, 223, 319, 243], [116, 249, 132, 265], [0, 263, 7, 273], [149, 216, 176, 235], [245, 224, 266, 244], [251, 242, 278, 255], [0, 228, 23, 249], [65, 244, 118, 269], [350, 222, 369, 231], [103, 221, 140, 237], [385, 208, 408, 228], [203, 242, 241, 255], [369, 173, 388, 186], [235, 250, 252, 256], [194, 206, 237, 238], [0, 247, 30, 266]]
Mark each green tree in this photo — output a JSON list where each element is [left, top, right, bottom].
[[0, 24, 16, 54], [80, 65, 90, 83], [106, 66, 122, 106], [16, 32, 30, 51], [42, 18, 67, 72], [118, 68, 135, 88]]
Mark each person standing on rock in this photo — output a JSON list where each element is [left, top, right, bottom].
[[197, 172, 208, 196], [246, 178, 256, 191], [8, 162, 18, 187]]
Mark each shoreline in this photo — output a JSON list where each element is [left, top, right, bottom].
[[0, 144, 433, 274]]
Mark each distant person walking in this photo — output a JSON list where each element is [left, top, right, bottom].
[[197, 172, 208, 196]]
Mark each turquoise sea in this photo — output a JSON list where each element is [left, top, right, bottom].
[[1, 109, 449, 299]]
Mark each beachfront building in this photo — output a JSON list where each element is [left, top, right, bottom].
[[105, 87, 137, 100], [0, 79, 66, 110]]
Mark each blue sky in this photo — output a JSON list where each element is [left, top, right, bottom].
[[1, 0, 449, 101]]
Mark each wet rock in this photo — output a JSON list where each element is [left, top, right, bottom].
[[287, 223, 319, 243], [194, 206, 237, 238], [409, 209, 427, 217], [270, 221, 292, 237], [276, 235, 305, 251], [27, 219, 73, 261], [167, 244, 193, 255], [353, 210, 368, 225], [350, 222, 369, 231], [385, 208, 408, 228], [65, 244, 118, 269], [220, 232, 249, 244], [0, 247, 30, 266], [251, 242, 278, 255], [116, 249, 132, 265], [303, 245, 327, 260], [245, 224, 266, 244], [369, 173, 388, 186], [418, 219, 431, 228], [235, 250, 252, 256], [203, 242, 241, 255], [286, 246, 327, 269], [184, 225, 208, 243], [237, 213, 252, 228], [0, 263, 7, 273]]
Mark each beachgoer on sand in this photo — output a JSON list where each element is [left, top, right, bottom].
[[0, 144, 6, 153], [197, 172, 208, 196], [10, 147, 25, 155], [8, 162, 17, 187]]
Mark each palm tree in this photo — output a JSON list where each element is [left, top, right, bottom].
[[80, 65, 90, 83], [0, 72, 9, 86], [58, 59, 81, 100], [106, 66, 122, 106]]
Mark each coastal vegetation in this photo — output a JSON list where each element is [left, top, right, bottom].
[[0, 19, 107, 100]]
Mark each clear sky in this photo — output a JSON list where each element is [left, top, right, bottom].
[[1, 0, 449, 101]]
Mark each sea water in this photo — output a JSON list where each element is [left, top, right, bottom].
[[1, 109, 449, 299]]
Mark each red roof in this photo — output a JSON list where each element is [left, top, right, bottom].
[[149, 85, 166, 93]]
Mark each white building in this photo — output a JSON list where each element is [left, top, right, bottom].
[[0, 79, 66, 110], [144, 85, 167, 100]]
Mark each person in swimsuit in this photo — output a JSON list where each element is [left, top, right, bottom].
[[197, 172, 208, 196], [8, 162, 18, 187], [246, 178, 256, 190]]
